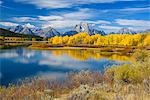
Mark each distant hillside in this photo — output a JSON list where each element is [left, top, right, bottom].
[[0, 28, 42, 38]]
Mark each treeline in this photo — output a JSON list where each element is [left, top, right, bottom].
[[48, 32, 150, 46]]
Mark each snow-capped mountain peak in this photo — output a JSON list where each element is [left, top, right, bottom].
[[39, 26, 61, 38], [118, 28, 137, 34], [73, 22, 106, 36], [8, 25, 34, 35]]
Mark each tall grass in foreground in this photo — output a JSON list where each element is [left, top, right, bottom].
[[0, 50, 150, 100]]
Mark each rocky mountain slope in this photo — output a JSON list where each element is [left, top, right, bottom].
[[7, 23, 148, 38], [33, 27, 61, 38], [118, 28, 137, 34], [8, 25, 34, 35], [8, 25, 61, 38], [63, 22, 106, 36]]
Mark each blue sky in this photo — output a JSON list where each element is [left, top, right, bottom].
[[0, 0, 150, 33]]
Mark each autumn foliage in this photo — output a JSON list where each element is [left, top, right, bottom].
[[48, 32, 150, 46]]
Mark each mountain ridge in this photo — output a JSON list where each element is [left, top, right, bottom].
[[0, 28, 42, 38], [118, 28, 137, 34], [5, 22, 150, 38], [8, 25, 34, 35], [63, 22, 106, 36]]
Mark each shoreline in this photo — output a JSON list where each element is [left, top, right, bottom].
[[28, 44, 150, 53]]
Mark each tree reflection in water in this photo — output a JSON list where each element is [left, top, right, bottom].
[[51, 49, 134, 61]]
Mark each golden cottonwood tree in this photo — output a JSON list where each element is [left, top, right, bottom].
[[143, 34, 150, 46], [48, 32, 150, 46]]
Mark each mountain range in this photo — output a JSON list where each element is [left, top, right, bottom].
[[0, 28, 42, 38], [8, 25, 34, 35], [118, 28, 137, 34], [32, 27, 61, 38], [6, 22, 149, 38]]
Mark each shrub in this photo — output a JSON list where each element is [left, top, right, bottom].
[[105, 50, 150, 84]]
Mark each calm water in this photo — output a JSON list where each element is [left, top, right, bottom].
[[0, 47, 132, 86]]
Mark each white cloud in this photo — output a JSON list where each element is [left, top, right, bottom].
[[0, 22, 18, 27], [3, 7, 111, 30], [14, 0, 135, 9], [13, 17, 36, 22], [15, 0, 73, 9], [89, 20, 111, 25], [96, 7, 150, 15], [40, 8, 95, 29], [0, 0, 2, 5], [38, 15, 63, 21], [41, 20, 111, 31], [63, 8, 93, 20], [39, 8, 93, 21], [11, 8, 95, 29], [121, 7, 150, 11], [0, 8, 95, 29], [99, 25, 122, 30], [115, 19, 150, 27], [0, 22, 35, 28], [41, 20, 82, 29], [40, 8, 110, 29], [127, 26, 150, 31], [23, 23, 36, 28], [99, 19, 150, 32], [39, 8, 111, 29], [42, 20, 111, 29]]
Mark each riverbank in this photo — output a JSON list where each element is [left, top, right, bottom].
[[28, 44, 150, 53], [0, 50, 150, 100]]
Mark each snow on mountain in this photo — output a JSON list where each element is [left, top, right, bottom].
[[8, 25, 34, 35], [8, 25, 60, 37], [7, 23, 145, 38], [39, 27, 61, 38], [8, 25, 24, 33], [63, 22, 106, 36], [20, 26, 34, 34], [91, 29, 106, 36], [118, 28, 137, 34], [74, 22, 92, 34]]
